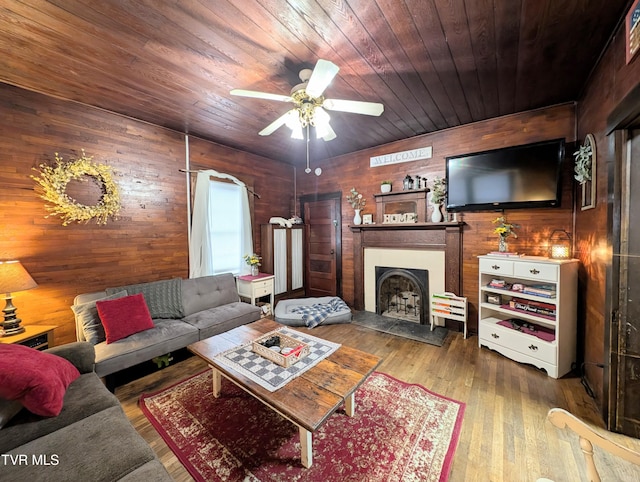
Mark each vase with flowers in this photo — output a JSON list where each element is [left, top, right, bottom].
[[492, 216, 519, 252], [429, 177, 447, 222], [346, 187, 366, 225], [244, 253, 262, 276]]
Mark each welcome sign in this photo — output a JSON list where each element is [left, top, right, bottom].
[[370, 146, 433, 167]]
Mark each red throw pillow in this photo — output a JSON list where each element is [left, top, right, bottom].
[[0, 344, 80, 417], [96, 293, 154, 344]]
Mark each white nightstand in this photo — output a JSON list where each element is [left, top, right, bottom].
[[236, 273, 275, 309]]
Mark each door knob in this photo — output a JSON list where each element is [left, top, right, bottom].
[[330, 249, 335, 254]]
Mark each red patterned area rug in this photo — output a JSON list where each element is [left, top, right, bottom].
[[140, 370, 465, 482]]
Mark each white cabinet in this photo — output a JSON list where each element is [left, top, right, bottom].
[[478, 256, 578, 378], [261, 224, 304, 297]]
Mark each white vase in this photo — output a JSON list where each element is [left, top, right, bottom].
[[431, 205, 443, 223], [353, 209, 362, 225], [251, 265, 259, 276], [381, 183, 392, 193]]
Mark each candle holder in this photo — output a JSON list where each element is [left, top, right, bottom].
[[549, 229, 572, 259]]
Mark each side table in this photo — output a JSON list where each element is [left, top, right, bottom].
[[0, 324, 57, 350], [236, 273, 275, 311]]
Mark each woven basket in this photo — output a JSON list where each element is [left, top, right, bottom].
[[252, 330, 310, 368]]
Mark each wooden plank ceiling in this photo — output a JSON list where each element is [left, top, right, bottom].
[[0, 0, 629, 165]]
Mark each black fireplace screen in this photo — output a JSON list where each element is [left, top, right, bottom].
[[375, 266, 429, 324]]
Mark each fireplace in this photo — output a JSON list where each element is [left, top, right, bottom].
[[350, 223, 463, 331], [375, 266, 429, 324]]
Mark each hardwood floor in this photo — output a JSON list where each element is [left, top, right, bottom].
[[115, 322, 640, 481]]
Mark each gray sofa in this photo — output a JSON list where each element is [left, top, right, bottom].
[[0, 342, 173, 482], [72, 273, 261, 378]]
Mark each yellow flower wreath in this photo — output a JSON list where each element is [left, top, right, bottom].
[[31, 150, 121, 226]]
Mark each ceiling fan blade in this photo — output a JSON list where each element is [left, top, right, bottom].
[[258, 110, 293, 136], [322, 123, 337, 141], [230, 89, 292, 103], [323, 98, 384, 116], [305, 60, 340, 98]]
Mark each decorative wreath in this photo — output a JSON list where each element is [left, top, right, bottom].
[[31, 150, 121, 226]]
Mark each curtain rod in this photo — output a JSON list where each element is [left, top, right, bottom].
[[179, 169, 261, 198]]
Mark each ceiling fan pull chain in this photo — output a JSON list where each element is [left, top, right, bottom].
[[305, 124, 311, 174]]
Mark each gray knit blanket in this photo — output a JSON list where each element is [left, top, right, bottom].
[[106, 278, 184, 319]]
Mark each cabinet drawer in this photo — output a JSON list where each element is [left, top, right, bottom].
[[254, 286, 272, 297], [479, 258, 514, 276], [514, 262, 558, 282], [479, 319, 556, 364], [252, 279, 273, 291]]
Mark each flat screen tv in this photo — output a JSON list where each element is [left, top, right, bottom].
[[445, 138, 565, 212]]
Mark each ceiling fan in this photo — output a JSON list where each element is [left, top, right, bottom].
[[230, 59, 384, 142]]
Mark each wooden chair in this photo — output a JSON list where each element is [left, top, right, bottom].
[[542, 408, 640, 482]]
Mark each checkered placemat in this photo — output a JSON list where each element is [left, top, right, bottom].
[[212, 327, 341, 392]]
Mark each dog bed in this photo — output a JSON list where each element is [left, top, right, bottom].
[[274, 296, 352, 328]]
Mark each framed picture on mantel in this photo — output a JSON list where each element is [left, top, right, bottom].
[[626, 0, 640, 64]]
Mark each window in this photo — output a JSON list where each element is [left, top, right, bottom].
[[208, 180, 245, 275], [189, 170, 254, 279]]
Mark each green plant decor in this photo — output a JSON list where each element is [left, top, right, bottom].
[[430, 177, 447, 204], [573, 143, 592, 185]]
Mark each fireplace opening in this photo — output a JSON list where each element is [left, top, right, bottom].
[[375, 266, 429, 325]]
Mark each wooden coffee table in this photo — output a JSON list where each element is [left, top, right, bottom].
[[188, 319, 382, 468]]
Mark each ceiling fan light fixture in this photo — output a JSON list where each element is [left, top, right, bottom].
[[290, 124, 304, 140], [285, 110, 304, 139], [315, 124, 328, 140], [314, 123, 330, 139], [313, 106, 330, 124]]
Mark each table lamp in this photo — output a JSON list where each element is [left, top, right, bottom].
[[0, 260, 38, 336]]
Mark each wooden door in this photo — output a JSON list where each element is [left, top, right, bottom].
[[610, 127, 640, 436], [302, 194, 341, 297]]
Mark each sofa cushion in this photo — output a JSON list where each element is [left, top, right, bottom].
[[0, 398, 22, 430], [106, 278, 184, 319], [2, 405, 168, 482], [0, 372, 119, 453], [182, 301, 261, 339], [97, 293, 155, 344], [46, 341, 97, 374], [0, 344, 80, 417], [71, 290, 128, 344], [181, 274, 239, 317], [93, 319, 199, 378]]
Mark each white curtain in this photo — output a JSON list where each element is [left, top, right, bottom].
[[189, 169, 253, 278]]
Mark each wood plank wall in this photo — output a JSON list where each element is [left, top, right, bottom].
[[0, 84, 294, 346], [573, 20, 640, 413], [296, 103, 577, 335]]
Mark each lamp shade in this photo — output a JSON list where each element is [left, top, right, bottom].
[[0, 260, 38, 295]]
